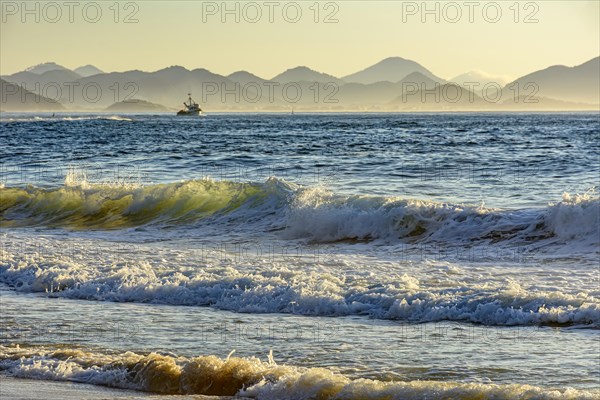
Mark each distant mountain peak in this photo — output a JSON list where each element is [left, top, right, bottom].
[[276, 65, 321, 76], [229, 70, 253, 76], [190, 67, 211, 73], [6, 57, 597, 110], [285, 66, 312, 72], [343, 57, 442, 85], [402, 71, 436, 80], [450, 70, 511, 86], [73, 65, 104, 77], [505, 56, 599, 104], [25, 62, 69, 74], [271, 66, 342, 83], [227, 70, 267, 83], [164, 65, 189, 71], [380, 56, 410, 63]]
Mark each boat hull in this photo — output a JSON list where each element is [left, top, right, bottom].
[[176, 110, 202, 116]]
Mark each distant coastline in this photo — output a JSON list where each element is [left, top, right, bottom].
[[2, 57, 598, 113]]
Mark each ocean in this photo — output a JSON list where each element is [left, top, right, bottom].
[[0, 112, 598, 399]]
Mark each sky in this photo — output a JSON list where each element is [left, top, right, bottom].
[[1, 1, 599, 80]]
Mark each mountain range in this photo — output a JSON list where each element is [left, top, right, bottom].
[[342, 57, 443, 84], [1, 57, 598, 111], [0, 79, 64, 111], [504, 57, 599, 104]]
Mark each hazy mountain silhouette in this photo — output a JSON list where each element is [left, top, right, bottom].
[[14, 62, 103, 78], [3, 63, 82, 98], [0, 79, 64, 111], [2, 69, 82, 104], [59, 66, 230, 109], [24, 62, 70, 74], [105, 99, 170, 112], [450, 70, 510, 87], [343, 57, 443, 84], [390, 83, 489, 110], [3, 57, 598, 111], [336, 81, 403, 107], [398, 71, 441, 89], [139, 67, 236, 109], [272, 66, 343, 84], [449, 71, 510, 93], [6, 69, 82, 86], [337, 72, 440, 106], [227, 71, 268, 85], [74, 65, 104, 77], [449, 70, 509, 97], [504, 57, 599, 104], [500, 95, 598, 111]]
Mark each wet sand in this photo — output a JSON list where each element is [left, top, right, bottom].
[[0, 375, 242, 399]]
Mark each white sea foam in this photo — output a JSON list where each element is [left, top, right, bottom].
[[0, 115, 133, 122], [0, 232, 598, 326], [545, 189, 600, 240], [0, 345, 596, 399], [1, 179, 598, 325], [2, 179, 598, 249]]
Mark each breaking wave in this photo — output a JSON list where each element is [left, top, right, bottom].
[[1, 238, 598, 326], [0, 345, 596, 399], [0, 115, 133, 122], [0, 178, 271, 229], [1, 178, 598, 246], [1, 179, 597, 326]]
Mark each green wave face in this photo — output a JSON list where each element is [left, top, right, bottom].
[[0, 180, 264, 229]]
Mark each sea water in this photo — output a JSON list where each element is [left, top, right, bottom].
[[0, 113, 598, 398]]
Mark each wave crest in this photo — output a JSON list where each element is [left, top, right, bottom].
[[0, 345, 596, 399], [1, 179, 598, 245], [545, 190, 600, 239], [1, 239, 598, 326], [0, 179, 270, 229]]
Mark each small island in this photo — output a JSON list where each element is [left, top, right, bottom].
[[104, 99, 170, 113]]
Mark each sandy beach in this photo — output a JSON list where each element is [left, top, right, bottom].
[[0, 375, 241, 399]]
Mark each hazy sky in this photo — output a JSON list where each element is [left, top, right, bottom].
[[1, 1, 598, 80]]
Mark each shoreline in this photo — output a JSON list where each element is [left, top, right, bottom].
[[0, 375, 242, 399]]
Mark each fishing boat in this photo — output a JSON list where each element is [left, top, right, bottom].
[[177, 93, 203, 116]]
